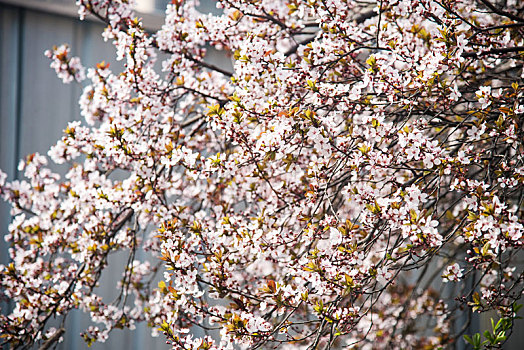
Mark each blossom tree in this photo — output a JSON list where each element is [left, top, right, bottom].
[[1, 0, 524, 348]]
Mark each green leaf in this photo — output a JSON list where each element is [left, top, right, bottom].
[[514, 303, 523, 313], [481, 241, 490, 256], [494, 334, 506, 343], [494, 317, 502, 332], [306, 79, 318, 92], [484, 330, 494, 343], [473, 333, 481, 347]]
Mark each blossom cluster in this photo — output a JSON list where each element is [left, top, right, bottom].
[[44, 44, 86, 84]]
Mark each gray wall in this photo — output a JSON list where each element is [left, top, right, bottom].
[[0, 3, 167, 349]]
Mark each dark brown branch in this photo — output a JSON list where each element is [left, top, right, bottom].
[[463, 45, 524, 58], [39, 328, 65, 350], [478, 22, 524, 31], [184, 54, 233, 77], [478, 0, 524, 23]]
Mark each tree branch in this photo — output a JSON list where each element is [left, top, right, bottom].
[[463, 45, 524, 58], [184, 54, 233, 77], [478, 0, 524, 23]]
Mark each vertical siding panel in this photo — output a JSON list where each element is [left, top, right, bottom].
[[0, 4, 21, 262], [18, 10, 78, 349], [18, 10, 76, 158], [0, 5, 22, 321], [1, 5, 166, 350]]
